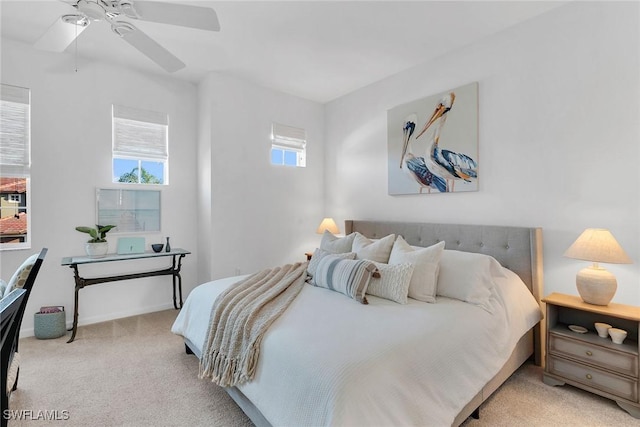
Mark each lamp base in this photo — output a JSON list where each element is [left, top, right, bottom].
[[575, 266, 617, 306]]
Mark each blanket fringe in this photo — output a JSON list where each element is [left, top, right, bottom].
[[199, 345, 261, 387]]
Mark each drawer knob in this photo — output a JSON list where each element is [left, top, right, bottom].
[[585, 351, 593, 356], [586, 374, 593, 380]]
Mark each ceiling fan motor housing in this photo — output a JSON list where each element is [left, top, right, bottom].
[[76, 0, 130, 21]]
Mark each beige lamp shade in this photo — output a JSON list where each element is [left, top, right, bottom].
[[564, 228, 632, 306], [316, 217, 339, 235], [564, 228, 632, 264]]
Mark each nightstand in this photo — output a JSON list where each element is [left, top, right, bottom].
[[542, 292, 640, 418]]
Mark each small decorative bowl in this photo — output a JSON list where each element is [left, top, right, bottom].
[[151, 243, 164, 253], [608, 328, 627, 345], [594, 322, 612, 338]]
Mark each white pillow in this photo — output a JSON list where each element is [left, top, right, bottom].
[[4, 253, 38, 298], [437, 250, 506, 311], [320, 231, 356, 254], [367, 262, 414, 304], [307, 248, 356, 278], [388, 237, 445, 303], [352, 233, 395, 263]]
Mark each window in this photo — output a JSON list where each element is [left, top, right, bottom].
[[270, 123, 306, 167], [0, 84, 31, 250], [112, 105, 168, 184]]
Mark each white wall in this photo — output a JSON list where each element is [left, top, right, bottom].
[[197, 72, 324, 283], [324, 1, 640, 304], [0, 39, 199, 334]]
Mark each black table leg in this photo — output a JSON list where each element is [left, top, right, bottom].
[[67, 265, 82, 343], [172, 254, 185, 309]]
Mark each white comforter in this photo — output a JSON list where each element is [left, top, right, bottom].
[[172, 270, 541, 426]]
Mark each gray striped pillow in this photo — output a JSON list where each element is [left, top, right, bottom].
[[312, 256, 378, 304], [307, 248, 356, 279]]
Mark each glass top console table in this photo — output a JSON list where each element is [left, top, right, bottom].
[[61, 248, 190, 343]]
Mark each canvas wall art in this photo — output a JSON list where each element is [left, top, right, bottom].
[[388, 82, 478, 195]]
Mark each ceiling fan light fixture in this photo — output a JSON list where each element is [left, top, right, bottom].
[[76, 0, 108, 21], [111, 20, 135, 37]]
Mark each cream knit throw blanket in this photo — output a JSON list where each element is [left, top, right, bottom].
[[199, 262, 308, 387]]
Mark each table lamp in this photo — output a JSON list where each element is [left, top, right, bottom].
[[563, 228, 633, 305], [316, 217, 339, 235]]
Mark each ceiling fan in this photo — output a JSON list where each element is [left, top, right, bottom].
[[34, 0, 220, 73]]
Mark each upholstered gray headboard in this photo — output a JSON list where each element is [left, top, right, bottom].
[[345, 220, 544, 303]]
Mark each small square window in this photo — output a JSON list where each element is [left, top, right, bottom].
[[270, 123, 306, 168]]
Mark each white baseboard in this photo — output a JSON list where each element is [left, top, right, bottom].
[[20, 303, 175, 338]]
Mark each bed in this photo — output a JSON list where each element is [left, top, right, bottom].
[[172, 220, 544, 426]]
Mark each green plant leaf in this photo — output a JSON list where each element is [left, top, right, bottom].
[[76, 225, 114, 243], [97, 225, 116, 239]]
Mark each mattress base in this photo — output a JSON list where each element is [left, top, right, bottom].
[[452, 330, 534, 426], [185, 328, 535, 427]]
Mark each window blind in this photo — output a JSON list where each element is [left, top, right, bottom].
[[271, 123, 306, 152], [112, 105, 168, 160], [0, 84, 30, 176]]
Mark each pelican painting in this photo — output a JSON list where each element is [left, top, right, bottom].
[[387, 82, 478, 195], [400, 113, 447, 193], [415, 92, 478, 192]]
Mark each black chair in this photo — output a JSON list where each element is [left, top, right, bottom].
[[1, 289, 27, 427], [1, 248, 47, 427]]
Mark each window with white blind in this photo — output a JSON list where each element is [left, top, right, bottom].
[[0, 84, 31, 250], [112, 105, 168, 184], [271, 123, 306, 167]]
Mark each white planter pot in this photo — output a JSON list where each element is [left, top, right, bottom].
[[85, 242, 108, 258]]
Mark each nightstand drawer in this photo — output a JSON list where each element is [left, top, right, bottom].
[[549, 333, 638, 378], [548, 356, 638, 402]]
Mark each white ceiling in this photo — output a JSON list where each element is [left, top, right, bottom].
[[0, 0, 566, 103]]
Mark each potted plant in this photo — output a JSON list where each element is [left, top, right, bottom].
[[76, 224, 116, 258]]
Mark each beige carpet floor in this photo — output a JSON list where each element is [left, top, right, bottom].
[[7, 309, 639, 426]]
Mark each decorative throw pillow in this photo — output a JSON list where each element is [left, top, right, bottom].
[[320, 231, 356, 254], [3, 253, 38, 298], [312, 256, 378, 304], [306, 248, 356, 278], [0, 280, 7, 299], [437, 250, 506, 311], [352, 233, 395, 263], [367, 262, 414, 304], [388, 237, 445, 303]]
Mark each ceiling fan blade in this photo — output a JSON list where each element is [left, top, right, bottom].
[[117, 23, 185, 73], [130, 1, 220, 32], [34, 15, 89, 52]]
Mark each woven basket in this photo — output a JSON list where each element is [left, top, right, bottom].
[[34, 310, 66, 339]]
